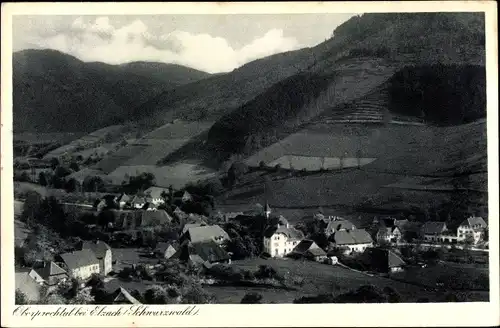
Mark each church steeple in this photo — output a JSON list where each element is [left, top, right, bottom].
[[265, 200, 272, 219]]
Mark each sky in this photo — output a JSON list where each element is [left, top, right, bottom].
[[12, 14, 356, 73]]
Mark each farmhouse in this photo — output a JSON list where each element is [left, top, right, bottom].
[[361, 248, 406, 273], [29, 261, 68, 286], [181, 224, 230, 244], [59, 249, 100, 280], [143, 186, 170, 206], [420, 222, 448, 242], [80, 240, 113, 275], [325, 218, 356, 236], [457, 216, 487, 244], [171, 240, 231, 266], [376, 226, 402, 244], [154, 242, 177, 259], [116, 193, 131, 209], [113, 287, 141, 304], [15, 271, 41, 303], [329, 229, 373, 254], [130, 195, 146, 209], [290, 240, 327, 262], [263, 219, 304, 257]]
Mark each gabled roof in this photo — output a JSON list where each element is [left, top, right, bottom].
[[362, 248, 406, 270], [331, 229, 373, 245], [113, 287, 141, 304], [130, 195, 146, 204], [182, 191, 192, 201], [291, 239, 319, 255], [181, 222, 206, 235], [264, 225, 304, 240], [306, 247, 327, 257], [33, 261, 67, 280], [117, 193, 131, 202], [154, 242, 176, 253], [421, 222, 447, 234], [144, 186, 170, 199], [184, 225, 229, 243], [377, 226, 401, 235], [141, 210, 173, 225], [326, 219, 356, 232], [15, 271, 41, 301], [460, 217, 487, 229], [172, 240, 230, 263], [81, 241, 111, 259], [60, 249, 99, 270]]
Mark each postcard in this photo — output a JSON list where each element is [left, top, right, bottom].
[[1, 1, 498, 327]]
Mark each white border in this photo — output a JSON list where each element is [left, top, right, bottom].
[[1, 2, 498, 327]]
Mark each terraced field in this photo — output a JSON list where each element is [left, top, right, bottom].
[[43, 125, 126, 159]]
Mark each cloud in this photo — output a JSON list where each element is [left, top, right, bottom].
[[27, 17, 301, 73]]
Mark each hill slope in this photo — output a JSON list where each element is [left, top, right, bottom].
[[206, 12, 486, 158], [13, 49, 211, 132]]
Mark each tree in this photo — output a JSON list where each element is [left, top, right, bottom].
[[50, 157, 60, 171], [70, 287, 95, 304], [69, 162, 80, 172], [83, 176, 105, 192], [64, 178, 79, 193], [228, 162, 249, 186], [241, 292, 263, 304], [15, 290, 29, 305], [181, 283, 216, 304], [38, 172, 48, 186]]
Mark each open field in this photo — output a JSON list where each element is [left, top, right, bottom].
[[206, 258, 488, 303], [43, 125, 127, 159], [14, 132, 84, 145], [107, 162, 217, 189]]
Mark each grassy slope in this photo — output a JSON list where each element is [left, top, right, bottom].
[[223, 121, 487, 215], [206, 12, 485, 158], [206, 258, 488, 303]]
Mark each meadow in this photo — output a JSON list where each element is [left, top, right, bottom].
[[206, 258, 488, 303]]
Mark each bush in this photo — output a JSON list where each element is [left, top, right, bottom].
[[241, 292, 263, 304]]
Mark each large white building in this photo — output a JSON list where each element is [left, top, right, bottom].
[[263, 216, 304, 257], [457, 217, 487, 244]]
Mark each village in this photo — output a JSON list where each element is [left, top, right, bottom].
[[14, 178, 490, 304]]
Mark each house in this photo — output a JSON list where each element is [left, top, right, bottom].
[[113, 287, 141, 304], [325, 218, 356, 236], [420, 222, 448, 242], [170, 240, 231, 266], [290, 240, 327, 262], [154, 242, 177, 259], [15, 271, 41, 303], [376, 226, 402, 244], [29, 261, 68, 286], [457, 217, 488, 244], [329, 229, 374, 254], [181, 225, 230, 244], [113, 209, 173, 230], [81, 240, 113, 275], [181, 222, 207, 235], [182, 191, 193, 203], [143, 186, 170, 206], [130, 196, 146, 209], [361, 248, 406, 273], [263, 220, 304, 257], [116, 193, 131, 209], [59, 249, 100, 280]]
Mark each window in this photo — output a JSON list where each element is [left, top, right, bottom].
[[274, 243, 279, 247]]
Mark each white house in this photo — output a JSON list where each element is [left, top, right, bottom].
[[59, 249, 100, 280], [420, 222, 448, 242], [329, 229, 373, 254], [376, 226, 402, 244], [81, 241, 113, 276], [143, 186, 169, 206], [263, 218, 304, 257], [457, 217, 487, 244]]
